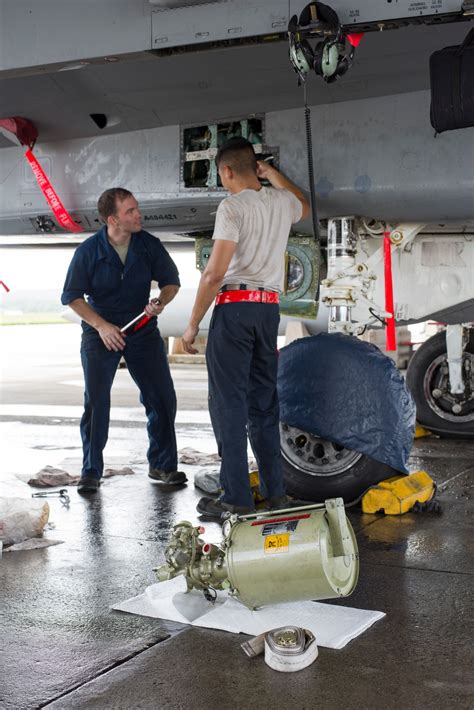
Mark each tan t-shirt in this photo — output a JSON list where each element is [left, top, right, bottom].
[[111, 242, 129, 265], [212, 186, 302, 292]]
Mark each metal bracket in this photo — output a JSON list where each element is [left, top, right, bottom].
[[446, 324, 466, 395], [325, 498, 352, 557]]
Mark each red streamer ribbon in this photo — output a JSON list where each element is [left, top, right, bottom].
[[384, 232, 396, 351], [346, 32, 364, 48], [24, 149, 84, 233], [0, 116, 38, 149], [0, 280, 10, 293]]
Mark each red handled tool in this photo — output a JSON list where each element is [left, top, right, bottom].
[[120, 298, 161, 335]]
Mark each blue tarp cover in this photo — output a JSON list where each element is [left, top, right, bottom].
[[277, 333, 416, 473]]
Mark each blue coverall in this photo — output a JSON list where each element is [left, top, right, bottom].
[[61, 226, 180, 480]]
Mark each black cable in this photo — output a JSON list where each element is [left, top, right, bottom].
[[303, 82, 321, 301], [369, 307, 386, 326], [303, 83, 320, 244], [204, 586, 217, 604]]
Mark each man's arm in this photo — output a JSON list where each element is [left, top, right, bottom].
[[144, 284, 180, 317], [60, 247, 128, 351], [148, 238, 181, 317], [68, 298, 126, 352], [256, 162, 310, 220], [182, 239, 237, 354]]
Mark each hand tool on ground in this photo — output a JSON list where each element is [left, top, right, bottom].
[[32, 488, 70, 507]]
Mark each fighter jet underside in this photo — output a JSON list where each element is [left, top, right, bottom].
[[0, 1, 473, 497]]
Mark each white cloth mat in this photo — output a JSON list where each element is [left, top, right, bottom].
[[112, 576, 385, 649]]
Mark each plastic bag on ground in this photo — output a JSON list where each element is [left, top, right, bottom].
[[194, 470, 221, 495], [0, 497, 50, 546]]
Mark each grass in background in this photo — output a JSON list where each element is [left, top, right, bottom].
[[0, 313, 67, 325]]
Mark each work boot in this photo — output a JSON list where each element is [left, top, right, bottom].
[[265, 495, 312, 511], [77, 476, 101, 494], [148, 469, 187, 485], [196, 496, 255, 520]]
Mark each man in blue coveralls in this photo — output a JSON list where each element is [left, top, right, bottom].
[[182, 138, 309, 519], [62, 187, 185, 493]]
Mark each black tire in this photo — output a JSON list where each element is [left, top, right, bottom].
[[280, 424, 397, 505], [406, 330, 474, 439]]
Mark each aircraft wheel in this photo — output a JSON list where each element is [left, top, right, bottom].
[[406, 330, 474, 439], [280, 423, 396, 504]]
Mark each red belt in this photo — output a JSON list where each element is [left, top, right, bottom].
[[215, 290, 279, 305]]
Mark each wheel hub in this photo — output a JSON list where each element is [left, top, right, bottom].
[[279, 422, 362, 476], [424, 353, 474, 423]]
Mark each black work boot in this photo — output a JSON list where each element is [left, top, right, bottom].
[[196, 496, 255, 520], [148, 469, 187, 485], [77, 476, 101, 493]]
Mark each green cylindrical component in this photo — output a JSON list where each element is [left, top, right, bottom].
[[224, 499, 359, 609]]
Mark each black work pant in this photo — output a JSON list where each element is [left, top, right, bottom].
[[206, 302, 285, 508]]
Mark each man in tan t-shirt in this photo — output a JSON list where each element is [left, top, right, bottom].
[[182, 137, 309, 519]]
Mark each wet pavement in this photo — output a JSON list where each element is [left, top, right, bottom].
[[1, 325, 473, 709]]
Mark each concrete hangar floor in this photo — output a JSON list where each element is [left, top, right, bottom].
[[1, 324, 473, 710]]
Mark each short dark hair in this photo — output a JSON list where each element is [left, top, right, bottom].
[[97, 187, 133, 222], [216, 137, 257, 175]]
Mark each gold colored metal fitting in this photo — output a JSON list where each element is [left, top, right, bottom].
[[389, 230, 404, 245]]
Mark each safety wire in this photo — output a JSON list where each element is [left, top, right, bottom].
[[303, 81, 322, 300]]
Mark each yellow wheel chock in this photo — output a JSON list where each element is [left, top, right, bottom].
[[414, 423, 432, 438], [361, 470, 436, 515], [249, 470, 266, 504]]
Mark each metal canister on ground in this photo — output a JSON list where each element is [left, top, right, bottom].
[[155, 497, 359, 609]]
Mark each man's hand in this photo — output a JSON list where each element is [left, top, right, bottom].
[[256, 160, 310, 219], [256, 160, 275, 182], [144, 298, 165, 318], [97, 322, 126, 352], [182, 323, 200, 354]]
